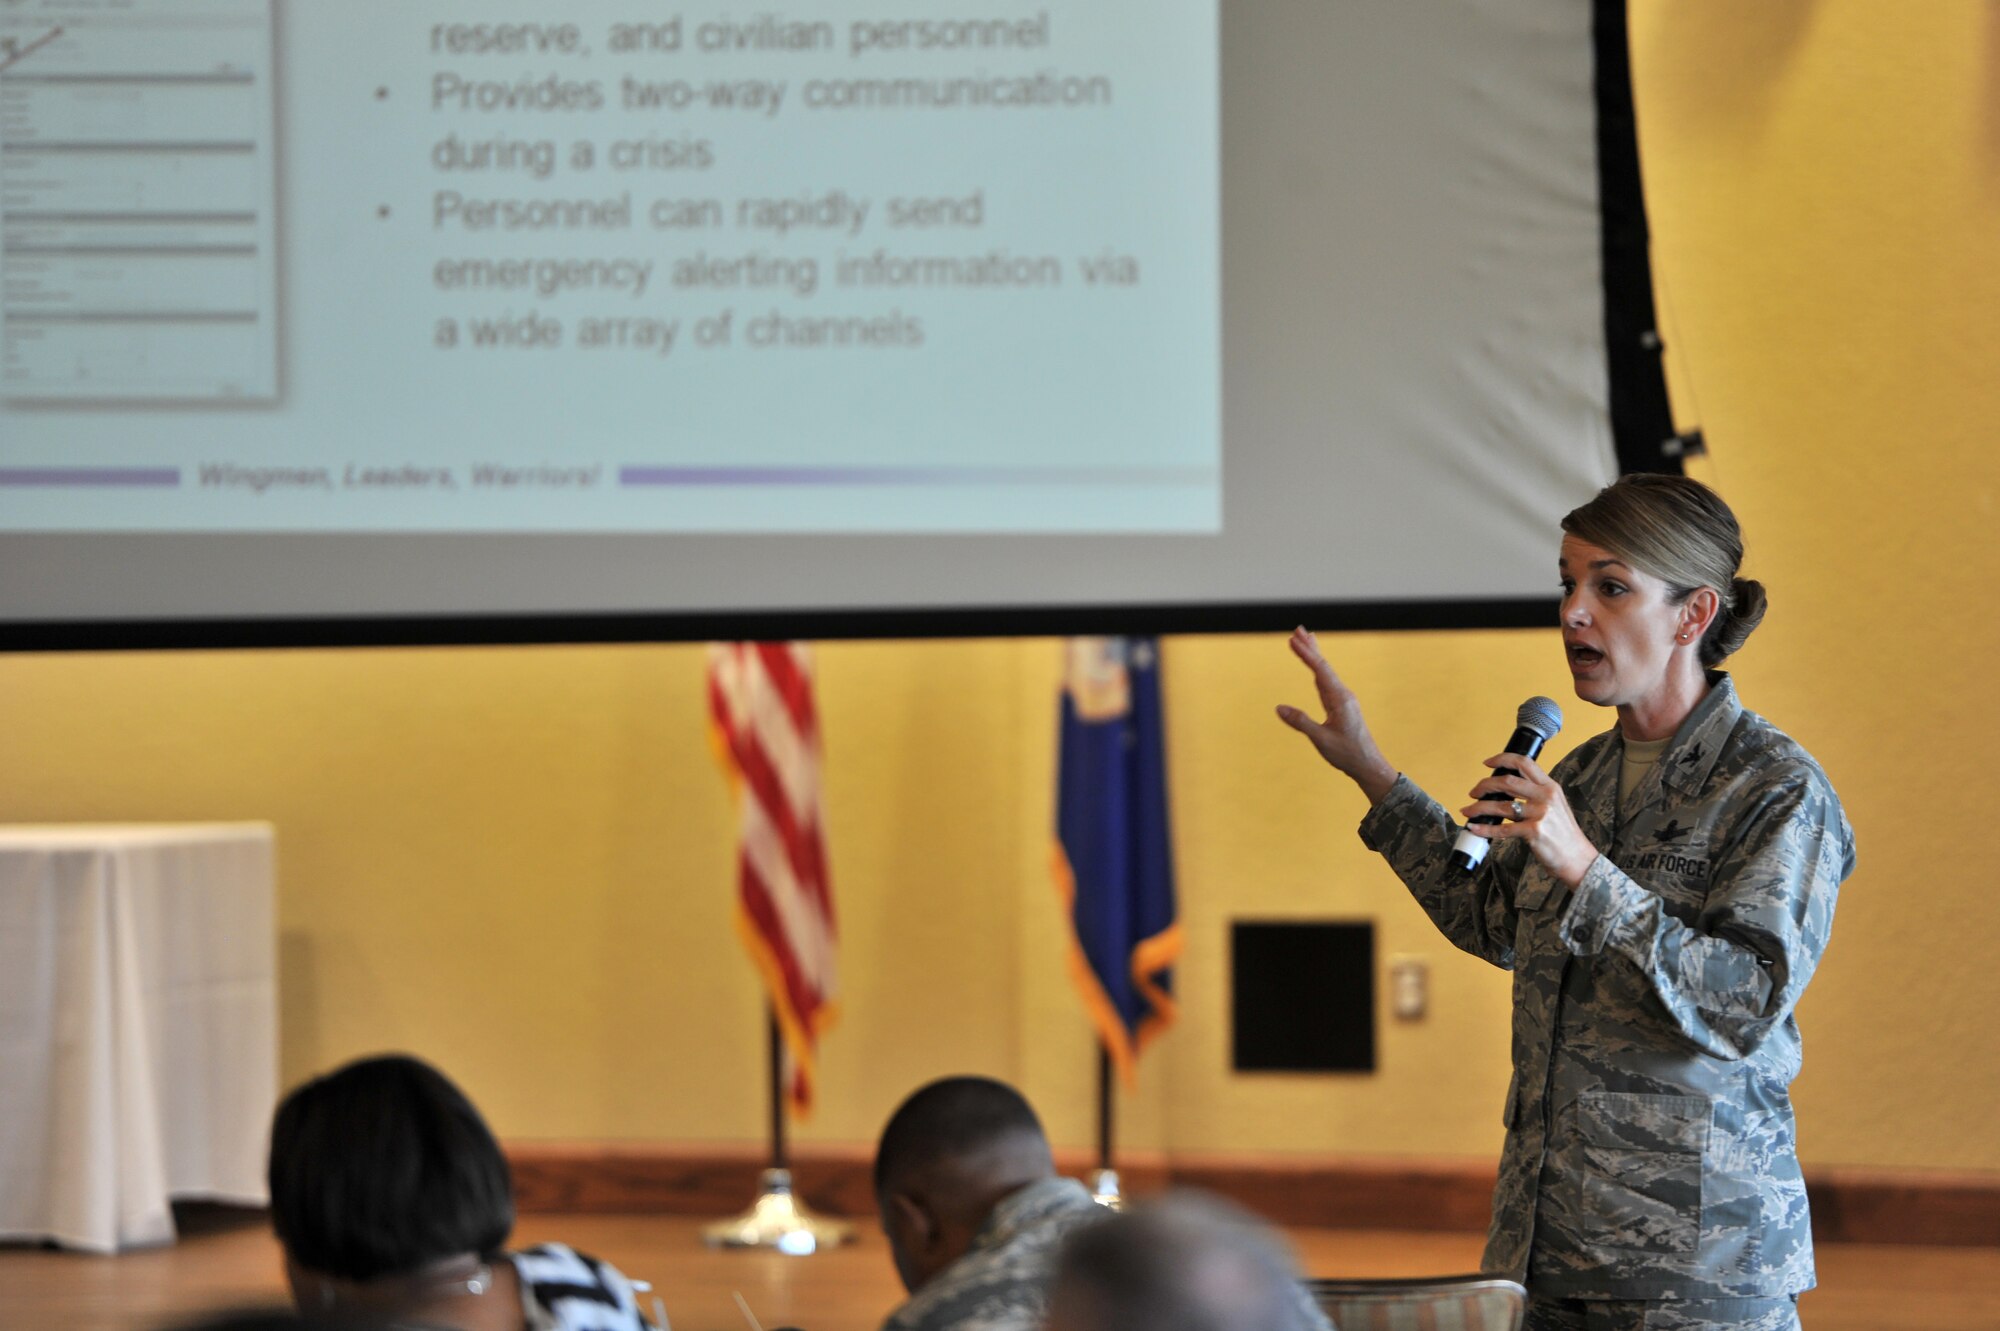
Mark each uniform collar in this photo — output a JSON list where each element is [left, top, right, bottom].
[[1654, 671, 1740, 796], [972, 1176, 1095, 1252], [1577, 673, 1739, 844]]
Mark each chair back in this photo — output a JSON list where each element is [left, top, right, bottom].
[[1304, 1274, 1526, 1331]]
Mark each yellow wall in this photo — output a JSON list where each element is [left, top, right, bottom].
[[2, 0, 1995, 1171]]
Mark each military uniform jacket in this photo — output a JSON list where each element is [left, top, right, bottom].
[[880, 1177, 1104, 1331], [1359, 675, 1853, 1300]]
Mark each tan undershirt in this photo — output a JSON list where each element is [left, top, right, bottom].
[[1618, 733, 1672, 810]]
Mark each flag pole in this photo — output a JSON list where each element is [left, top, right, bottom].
[[1087, 1042, 1125, 1208], [699, 1006, 853, 1251], [1097, 1043, 1113, 1168], [768, 1009, 788, 1174]]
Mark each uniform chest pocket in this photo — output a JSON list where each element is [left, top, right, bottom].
[[1576, 1090, 1708, 1255]]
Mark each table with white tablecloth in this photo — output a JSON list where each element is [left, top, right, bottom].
[[0, 824, 277, 1253]]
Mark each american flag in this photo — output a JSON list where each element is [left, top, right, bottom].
[[707, 642, 838, 1113]]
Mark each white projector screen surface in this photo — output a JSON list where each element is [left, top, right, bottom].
[[0, 0, 1622, 632]]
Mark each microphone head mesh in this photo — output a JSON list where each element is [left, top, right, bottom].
[[1517, 696, 1564, 740]]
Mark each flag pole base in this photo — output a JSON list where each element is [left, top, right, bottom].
[[1088, 1168, 1126, 1210], [701, 1168, 854, 1254]]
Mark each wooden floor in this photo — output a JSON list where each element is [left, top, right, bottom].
[[3, 1207, 1998, 1331]]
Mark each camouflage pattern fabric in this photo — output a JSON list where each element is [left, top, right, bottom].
[[1523, 1292, 1800, 1330], [1359, 674, 1853, 1302], [880, 1177, 1105, 1331]]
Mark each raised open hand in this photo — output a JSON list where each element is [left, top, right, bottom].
[[1275, 627, 1399, 806]]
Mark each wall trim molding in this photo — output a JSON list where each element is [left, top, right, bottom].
[[505, 1143, 2000, 1248]]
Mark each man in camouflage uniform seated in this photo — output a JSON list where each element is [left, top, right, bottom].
[[875, 1077, 1105, 1331]]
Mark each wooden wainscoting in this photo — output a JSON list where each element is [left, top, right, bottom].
[[505, 1144, 2000, 1248]]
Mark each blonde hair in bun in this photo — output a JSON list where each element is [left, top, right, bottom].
[[1562, 474, 1766, 667]]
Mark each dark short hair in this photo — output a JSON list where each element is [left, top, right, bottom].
[[267, 1054, 514, 1282], [1054, 1192, 1316, 1331], [874, 1076, 1047, 1195]]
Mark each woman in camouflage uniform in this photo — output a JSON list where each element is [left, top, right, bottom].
[[1278, 475, 1854, 1331]]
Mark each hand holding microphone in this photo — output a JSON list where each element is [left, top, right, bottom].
[[1455, 697, 1600, 888], [1451, 697, 1563, 871]]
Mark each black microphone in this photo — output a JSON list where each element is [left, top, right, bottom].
[[1450, 696, 1563, 872]]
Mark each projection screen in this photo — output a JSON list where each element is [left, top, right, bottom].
[[0, 0, 1671, 646]]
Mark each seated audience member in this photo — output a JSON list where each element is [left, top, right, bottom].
[[268, 1054, 656, 1331], [875, 1076, 1105, 1331], [1046, 1192, 1333, 1331]]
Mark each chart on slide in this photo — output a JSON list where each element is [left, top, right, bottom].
[[0, 0, 279, 402]]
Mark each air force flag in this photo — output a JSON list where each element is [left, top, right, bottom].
[[1052, 636, 1181, 1084]]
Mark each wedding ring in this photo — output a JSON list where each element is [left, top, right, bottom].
[[1509, 798, 1527, 820]]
